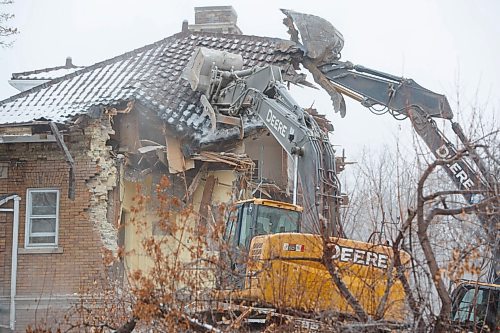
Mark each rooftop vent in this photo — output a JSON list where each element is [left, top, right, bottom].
[[187, 6, 242, 35], [65, 56, 74, 68]]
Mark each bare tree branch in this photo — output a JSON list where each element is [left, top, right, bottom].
[[0, 0, 18, 47], [322, 239, 370, 322]]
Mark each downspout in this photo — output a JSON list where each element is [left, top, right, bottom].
[[0, 195, 20, 331], [10, 196, 20, 331]]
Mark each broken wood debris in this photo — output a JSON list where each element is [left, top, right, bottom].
[[184, 163, 208, 202], [186, 300, 411, 332], [302, 59, 347, 117], [49, 122, 76, 200], [191, 151, 254, 172], [137, 145, 164, 154], [165, 134, 195, 173], [198, 174, 216, 231], [248, 180, 283, 199], [185, 301, 339, 332], [304, 106, 334, 132], [104, 100, 135, 115]]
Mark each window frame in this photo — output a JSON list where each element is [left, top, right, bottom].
[[24, 188, 60, 248], [237, 203, 254, 249]]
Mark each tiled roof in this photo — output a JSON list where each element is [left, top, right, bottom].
[[0, 31, 299, 145], [11, 66, 86, 80]]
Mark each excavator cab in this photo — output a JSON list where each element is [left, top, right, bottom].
[[451, 281, 499, 331], [224, 198, 302, 251], [219, 199, 302, 289]]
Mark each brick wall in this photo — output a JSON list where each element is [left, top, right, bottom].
[[0, 118, 116, 331], [0, 209, 12, 299]]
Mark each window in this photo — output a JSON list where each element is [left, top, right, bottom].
[[453, 287, 499, 329], [238, 204, 253, 248], [25, 189, 59, 247], [224, 206, 239, 245], [255, 205, 300, 235]]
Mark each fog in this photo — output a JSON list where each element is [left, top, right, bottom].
[[0, 0, 498, 161]]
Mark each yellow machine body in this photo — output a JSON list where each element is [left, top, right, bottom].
[[220, 199, 411, 321], [238, 234, 410, 321]]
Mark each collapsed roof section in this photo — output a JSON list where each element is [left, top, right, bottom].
[[0, 29, 304, 147]]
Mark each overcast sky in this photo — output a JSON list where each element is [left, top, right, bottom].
[[0, 0, 498, 162]]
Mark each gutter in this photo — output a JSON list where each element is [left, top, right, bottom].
[[8, 79, 50, 92], [0, 194, 21, 331]]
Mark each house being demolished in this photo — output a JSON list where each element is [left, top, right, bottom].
[[0, 6, 338, 331]]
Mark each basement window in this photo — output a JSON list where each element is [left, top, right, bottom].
[[25, 189, 59, 248]]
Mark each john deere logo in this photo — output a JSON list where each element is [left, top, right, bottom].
[[331, 245, 389, 269]]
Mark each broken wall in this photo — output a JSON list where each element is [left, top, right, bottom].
[[244, 134, 290, 198], [122, 169, 236, 277], [0, 116, 119, 331], [115, 104, 293, 287], [84, 116, 120, 253]]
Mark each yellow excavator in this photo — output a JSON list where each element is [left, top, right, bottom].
[[183, 9, 499, 331], [184, 47, 411, 328], [220, 198, 410, 323], [218, 199, 498, 331]]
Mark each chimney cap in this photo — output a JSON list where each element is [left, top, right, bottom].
[[189, 5, 242, 35], [194, 5, 237, 12]]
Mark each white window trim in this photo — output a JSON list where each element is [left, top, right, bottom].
[[24, 188, 60, 248]]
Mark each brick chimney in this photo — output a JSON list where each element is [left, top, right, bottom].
[[188, 6, 242, 35]]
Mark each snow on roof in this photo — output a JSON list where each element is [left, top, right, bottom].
[[11, 57, 85, 81], [0, 31, 298, 145], [12, 66, 86, 80]]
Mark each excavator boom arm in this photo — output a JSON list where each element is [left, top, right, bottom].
[[282, 8, 498, 280], [183, 47, 344, 236], [215, 65, 342, 236], [319, 60, 498, 279], [319, 62, 454, 119], [318, 62, 494, 200]]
